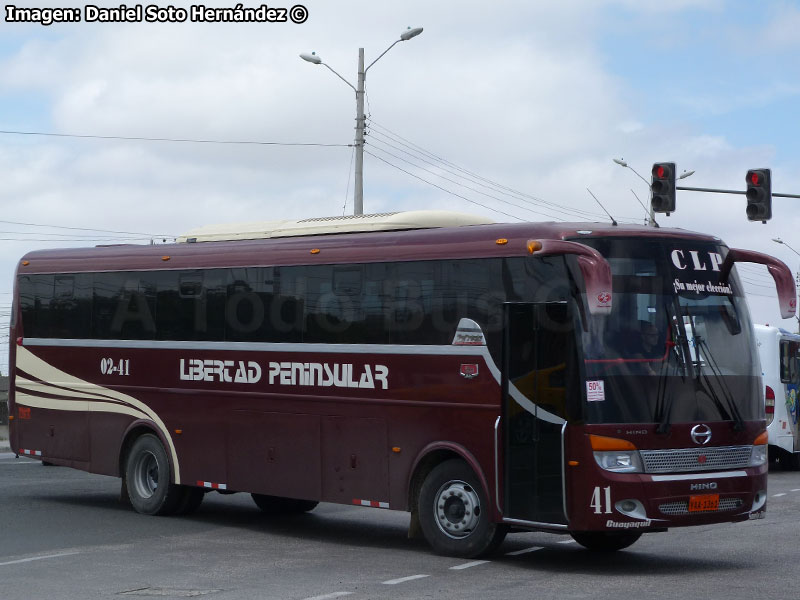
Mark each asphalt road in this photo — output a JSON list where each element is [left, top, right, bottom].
[[1, 452, 798, 600]]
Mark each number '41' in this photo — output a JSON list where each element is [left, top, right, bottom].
[[590, 486, 612, 514]]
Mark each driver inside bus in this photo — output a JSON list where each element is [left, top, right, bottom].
[[638, 321, 661, 357], [634, 321, 663, 374]]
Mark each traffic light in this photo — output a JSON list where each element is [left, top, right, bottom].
[[650, 162, 676, 214], [745, 168, 772, 222]]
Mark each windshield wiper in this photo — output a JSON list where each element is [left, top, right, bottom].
[[684, 307, 745, 432], [656, 300, 691, 434], [695, 336, 744, 431]]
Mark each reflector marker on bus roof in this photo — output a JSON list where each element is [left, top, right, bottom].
[[353, 499, 390, 509], [197, 481, 227, 490]]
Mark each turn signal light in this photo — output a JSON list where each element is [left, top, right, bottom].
[[589, 434, 637, 451], [527, 240, 543, 254], [753, 431, 768, 446]]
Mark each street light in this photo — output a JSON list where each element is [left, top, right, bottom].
[[612, 158, 694, 226], [772, 237, 800, 258], [301, 26, 424, 216]]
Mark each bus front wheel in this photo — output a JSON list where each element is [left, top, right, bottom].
[[418, 459, 507, 558], [570, 531, 642, 551], [125, 434, 184, 516]]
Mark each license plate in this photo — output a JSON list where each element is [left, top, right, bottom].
[[688, 494, 719, 512]]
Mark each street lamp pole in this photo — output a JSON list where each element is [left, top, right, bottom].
[[612, 158, 694, 227], [301, 27, 423, 216]]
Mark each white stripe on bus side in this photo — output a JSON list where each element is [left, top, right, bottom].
[[14, 346, 182, 484]]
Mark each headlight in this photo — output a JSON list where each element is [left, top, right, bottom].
[[750, 444, 767, 467], [593, 450, 643, 473]]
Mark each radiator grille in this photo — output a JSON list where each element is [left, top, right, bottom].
[[658, 498, 743, 516], [640, 445, 752, 473]]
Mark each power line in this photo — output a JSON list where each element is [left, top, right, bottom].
[[0, 129, 352, 148], [367, 143, 573, 222], [364, 149, 524, 222], [744, 290, 778, 299], [0, 219, 173, 237], [343, 145, 356, 216], [738, 275, 778, 289], [0, 237, 154, 242], [368, 119, 640, 222], [368, 128, 603, 222], [0, 230, 158, 239]]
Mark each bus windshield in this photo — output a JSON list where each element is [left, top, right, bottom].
[[575, 237, 761, 426]]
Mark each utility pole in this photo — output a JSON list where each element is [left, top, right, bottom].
[[301, 27, 423, 215], [354, 48, 365, 215]]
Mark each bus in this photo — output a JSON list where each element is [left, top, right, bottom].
[[754, 324, 800, 469], [8, 211, 796, 557]]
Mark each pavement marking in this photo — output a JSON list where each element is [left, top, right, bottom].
[[791, 489, 800, 492], [505, 546, 544, 556], [0, 551, 80, 567], [449, 560, 489, 570], [302, 593, 353, 600], [558, 539, 576, 544], [773, 493, 787, 497], [0, 460, 39, 465], [382, 574, 430, 585]]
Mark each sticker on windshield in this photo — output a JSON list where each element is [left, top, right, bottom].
[[586, 380, 605, 402]]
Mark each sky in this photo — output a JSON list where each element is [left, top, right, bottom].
[[1, 0, 800, 373]]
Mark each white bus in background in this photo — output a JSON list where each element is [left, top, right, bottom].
[[754, 324, 800, 469]]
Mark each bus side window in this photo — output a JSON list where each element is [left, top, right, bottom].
[[781, 340, 793, 383]]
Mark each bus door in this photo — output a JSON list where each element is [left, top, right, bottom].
[[502, 302, 572, 525], [780, 338, 800, 452]]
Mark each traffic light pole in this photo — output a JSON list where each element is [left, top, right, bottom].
[[676, 185, 800, 199]]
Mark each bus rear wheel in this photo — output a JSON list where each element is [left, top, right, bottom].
[[570, 531, 642, 552], [251, 494, 318, 514], [125, 433, 184, 516], [418, 459, 507, 558]]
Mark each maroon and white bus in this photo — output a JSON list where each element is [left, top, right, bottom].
[[7, 211, 796, 557]]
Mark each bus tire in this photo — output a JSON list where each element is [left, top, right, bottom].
[[125, 434, 183, 516], [570, 531, 642, 552], [418, 459, 507, 558], [251, 494, 318, 514]]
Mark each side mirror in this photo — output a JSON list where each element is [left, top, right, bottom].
[[528, 239, 612, 315], [720, 248, 796, 319]]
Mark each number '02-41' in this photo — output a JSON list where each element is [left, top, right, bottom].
[[100, 358, 130, 376]]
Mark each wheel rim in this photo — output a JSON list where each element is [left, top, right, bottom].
[[132, 450, 159, 499], [433, 479, 481, 539]]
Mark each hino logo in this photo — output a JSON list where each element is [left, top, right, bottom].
[[690, 482, 718, 491], [691, 423, 712, 445]]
